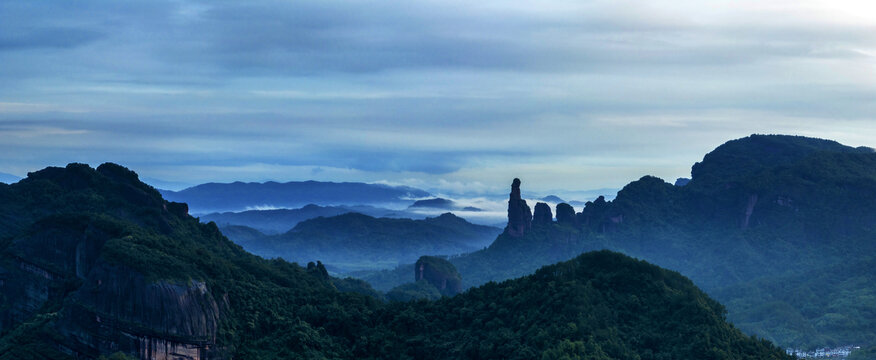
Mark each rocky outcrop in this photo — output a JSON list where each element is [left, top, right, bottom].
[[166, 201, 189, 217], [0, 214, 227, 360], [414, 256, 462, 296], [57, 261, 227, 359], [307, 261, 330, 280], [555, 203, 576, 226], [577, 196, 616, 233], [506, 178, 532, 236], [0, 216, 112, 334], [532, 202, 553, 226]]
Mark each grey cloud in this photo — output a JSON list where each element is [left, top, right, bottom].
[[0, 27, 103, 50], [4, 0, 874, 80], [164, 1, 876, 75]]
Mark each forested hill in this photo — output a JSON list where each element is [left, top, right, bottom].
[[0, 162, 791, 359], [370, 250, 791, 359], [359, 134, 876, 350], [689, 134, 872, 186]]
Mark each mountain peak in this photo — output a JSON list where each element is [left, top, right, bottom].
[[506, 178, 532, 237], [690, 134, 872, 186]]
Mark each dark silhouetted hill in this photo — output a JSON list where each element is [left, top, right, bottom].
[[202, 203, 437, 234]]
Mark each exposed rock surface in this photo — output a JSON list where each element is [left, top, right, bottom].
[[506, 178, 532, 236], [414, 256, 461, 296], [1, 219, 228, 360], [57, 261, 226, 359], [555, 203, 577, 226], [307, 260, 330, 280], [0, 163, 228, 359], [532, 202, 553, 226], [576, 196, 610, 232]]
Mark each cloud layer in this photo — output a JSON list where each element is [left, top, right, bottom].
[[1, 0, 874, 194]]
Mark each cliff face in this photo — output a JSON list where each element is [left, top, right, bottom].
[[1, 216, 111, 335], [532, 202, 552, 226], [0, 163, 228, 359], [506, 178, 532, 236], [0, 217, 228, 360], [555, 203, 576, 226], [58, 261, 226, 360], [415, 256, 462, 296]]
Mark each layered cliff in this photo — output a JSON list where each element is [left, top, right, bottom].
[[414, 256, 461, 296], [505, 178, 531, 236], [0, 164, 231, 359]]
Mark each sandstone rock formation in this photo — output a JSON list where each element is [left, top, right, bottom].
[[506, 178, 532, 236], [414, 256, 462, 296], [307, 261, 330, 280], [532, 202, 553, 226], [0, 164, 228, 360], [577, 196, 608, 230], [57, 261, 226, 359], [556, 203, 577, 226]]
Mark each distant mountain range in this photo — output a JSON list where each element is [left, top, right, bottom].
[[407, 197, 482, 212], [160, 180, 431, 213], [200, 203, 436, 234], [358, 134, 876, 350], [222, 212, 501, 272], [0, 172, 21, 184]]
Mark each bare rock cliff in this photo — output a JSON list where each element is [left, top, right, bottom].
[[506, 178, 532, 236]]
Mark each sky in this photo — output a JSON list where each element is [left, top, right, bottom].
[[1, 0, 875, 196]]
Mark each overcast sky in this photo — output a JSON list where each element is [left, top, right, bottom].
[[1, 0, 874, 195]]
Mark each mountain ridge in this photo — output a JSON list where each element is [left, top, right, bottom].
[[358, 134, 876, 349], [0, 161, 792, 359]]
